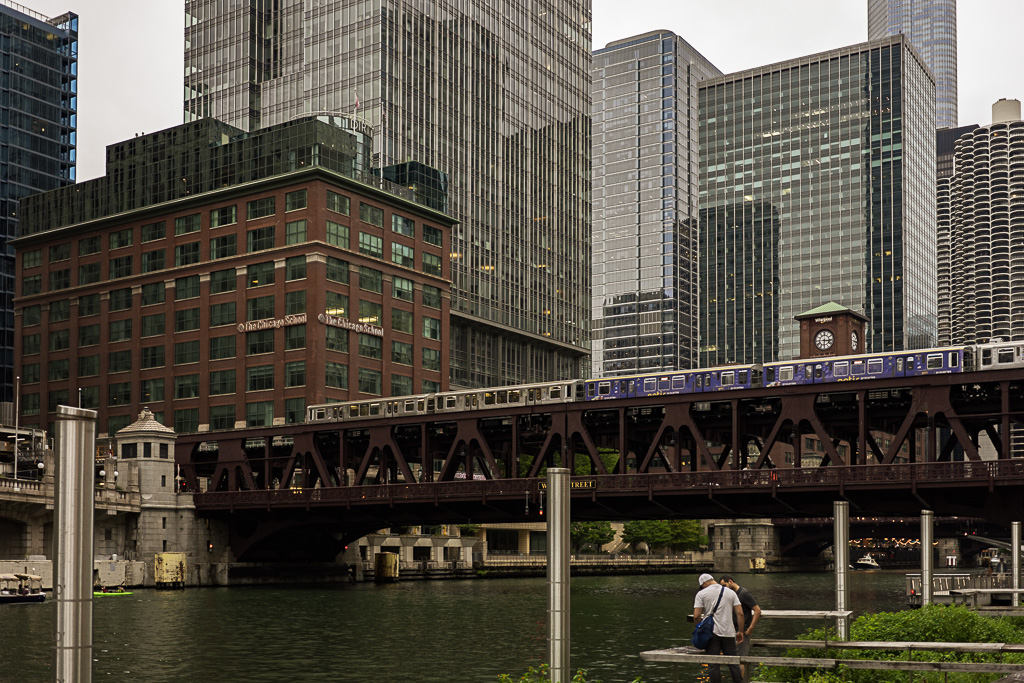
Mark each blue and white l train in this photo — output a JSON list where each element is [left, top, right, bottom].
[[306, 340, 1024, 424]]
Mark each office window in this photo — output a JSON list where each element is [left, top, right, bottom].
[[247, 197, 275, 220], [326, 292, 348, 317], [392, 243, 415, 268], [392, 214, 415, 237], [391, 375, 413, 396], [285, 291, 306, 315], [326, 257, 349, 283], [141, 313, 165, 337], [79, 386, 99, 409], [209, 405, 235, 431], [174, 340, 200, 364], [209, 370, 235, 395], [247, 365, 275, 391], [22, 393, 40, 416], [109, 288, 132, 311], [359, 334, 383, 359], [78, 355, 99, 377], [246, 330, 274, 355], [423, 253, 442, 277], [141, 282, 165, 306], [285, 256, 306, 281], [246, 401, 274, 427], [141, 221, 166, 242], [175, 242, 200, 266], [22, 274, 41, 295], [49, 299, 70, 322], [174, 214, 201, 235], [21, 363, 39, 384], [326, 362, 347, 389], [285, 189, 307, 211], [79, 294, 100, 316], [175, 308, 200, 332], [247, 261, 275, 287], [423, 225, 443, 247], [210, 268, 236, 293], [174, 408, 199, 433], [285, 219, 306, 245], [23, 305, 41, 326], [359, 203, 383, 227], [285, 398, 305, 425], [358, 368, 382, 395], [392, 309, 413, 334], [141, 249, 165, 273], [141, 378, 164, 402], [247, 295, 275, 321], [422, 285, 442, 309], [210, 205, 237, 228], [49, 268, 71, 290], [210, 234, 237, 259], [285, 325, 306, 350], [49, 330, 70, 351], [109, 350, 132, 373], [247, 226, 275, 252], [175, 374, 200, 399], [359, 232, 383, 258], [109, 319, 132, 342], [175, 275, 201, 300], [326, 220, 348, 248], [77, 326, 102, 350], [327, 190, 350, 215], [359, 300, 382, 326], [79, 262, 101, 284], [48, 359, 69, 381], [423, 317, 441, 340], [393, 276, 414, 301], [49, 242, 70, 262], [359, 267, 382, 293], [392, 340, 413, 366], [141, 345, 165, 369], [109, 229, 133, 249], [325, 326, 347, 352], [78, 236, 101, 256], [210, 335, 236, 360], [108, 256, 132, 280], [210, 302, 236, 326], [23, 333, 41, 355], [422, 347, 441, 371], [22, 248, 42, 268], [422, 380, 440, 393], [108, 382, 131, 406], [285, 361, 305, 387]]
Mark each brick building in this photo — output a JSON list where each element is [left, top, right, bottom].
[[13, 115, 454, 436]]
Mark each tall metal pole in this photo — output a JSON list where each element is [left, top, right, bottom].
[[54, 405, 97, 683], [921, 510, 934, 606], [547, 468, 570, 682], [1012, 521, 1021, 608], [12, 375, 19, 481], [833, 500, 850, 640]]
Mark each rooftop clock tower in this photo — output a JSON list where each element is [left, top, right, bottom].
[[795, 303, 868, 360]]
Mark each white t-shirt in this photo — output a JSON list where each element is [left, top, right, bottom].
[[693, 584, 741, 637]]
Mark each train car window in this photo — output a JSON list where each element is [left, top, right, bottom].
[[644, 378, 656, 392], [371, 403, 382, 416], [445, 396, 457, 409], [779, 366, 794, 382], [805, 365, 814, 379], [704, 374, 711, 386], [752, 369, 762, 384], [484, 392, 496, 405], [721, 371, 734, 386], [949, 352, 959, 368], [551, 386, 562, 399], [411, 400, 420, 411], [738, 370, 748, 384], [998, 348, 1014, 364], [528, 389, 536, 401], [926, 354, 943, 369], [868, 359, 883, 374], [349, 405, 359, 417], [896, 358, 904, 372], [385, 403, 393, 415], [981, 348, 992, 366], [358, 404, 368, 416], [498, 390, 508, 403], [672, 376, 686, 390], [620, 380, 629, 393], [659, 377, 670, 391], [587, 384, 596, 397], [597, 382, 610, 396], [696, 375, 703, 388], [512, 390, 522, 402], [907, 358, 915, 370], [852, 360, 865, 375], [315, 409, 326, 420], [426, 398, 435, 411], [814, 365, 823, 379], [834, 361, 849, 377]]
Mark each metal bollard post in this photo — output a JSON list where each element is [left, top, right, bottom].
[[1012, 521, 1021, 607], [547, 468, 570, 682], [54, 406, 97, 683], [833, 500, 850, 640], [921, 510, 934, 606]]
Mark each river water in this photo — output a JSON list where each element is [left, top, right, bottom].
[[1, 571, 910, 682]]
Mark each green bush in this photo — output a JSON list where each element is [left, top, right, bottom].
[[497, 664, 641, 683], [757, 604, 1024, 683]]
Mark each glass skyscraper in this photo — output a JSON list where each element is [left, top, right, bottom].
[[0, 2, 77, 405], [184, 0, 591, 388], [698, 35, 937, 365], [868, 0, 957, 129], [591, 31, 720, 377]]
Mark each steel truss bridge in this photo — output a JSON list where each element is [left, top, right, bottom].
[[176, 370, 1024, 560]]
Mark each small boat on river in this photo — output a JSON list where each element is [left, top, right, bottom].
[[854, 553, 881, 570], [0, 573, 46, 604], [93, 587, 133, 597]]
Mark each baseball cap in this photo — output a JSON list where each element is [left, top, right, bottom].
[[698, 573, 714, 585]]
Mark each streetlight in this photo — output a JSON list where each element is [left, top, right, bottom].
[[12, 375, 19, 482], [37, 461, 44, 480]]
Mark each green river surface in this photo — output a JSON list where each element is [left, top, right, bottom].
[[0, 570, 910, 682]]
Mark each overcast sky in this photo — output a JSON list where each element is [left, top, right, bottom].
[[18, 0, 1024, 181]]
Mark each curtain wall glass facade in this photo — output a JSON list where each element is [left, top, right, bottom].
[[184, 0, 592, 387], [698, 36, 937, 365], [591, 32, 720, 377]]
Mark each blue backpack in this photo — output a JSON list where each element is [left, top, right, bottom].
[[691, 586, 725, 650]]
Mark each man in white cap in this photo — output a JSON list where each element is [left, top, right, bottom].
[[693, 573, 744, 683]]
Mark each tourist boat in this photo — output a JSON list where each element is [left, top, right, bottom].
[[0, 573, 46, 603], [855, 553, 881, 570], [93, 587, 134, 597]]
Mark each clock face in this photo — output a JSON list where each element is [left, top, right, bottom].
[[851, 331, 859, 352], [814, 329, 835, 351]]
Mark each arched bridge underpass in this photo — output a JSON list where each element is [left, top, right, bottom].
[[177, 369, 1024, 560]]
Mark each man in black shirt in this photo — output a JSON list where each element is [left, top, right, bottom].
[[720, 575, 760, 683]]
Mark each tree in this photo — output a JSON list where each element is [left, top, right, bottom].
[[667, 520, 708, 551], [621, 520, 707, 552], [570, 521, 615, 553]]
